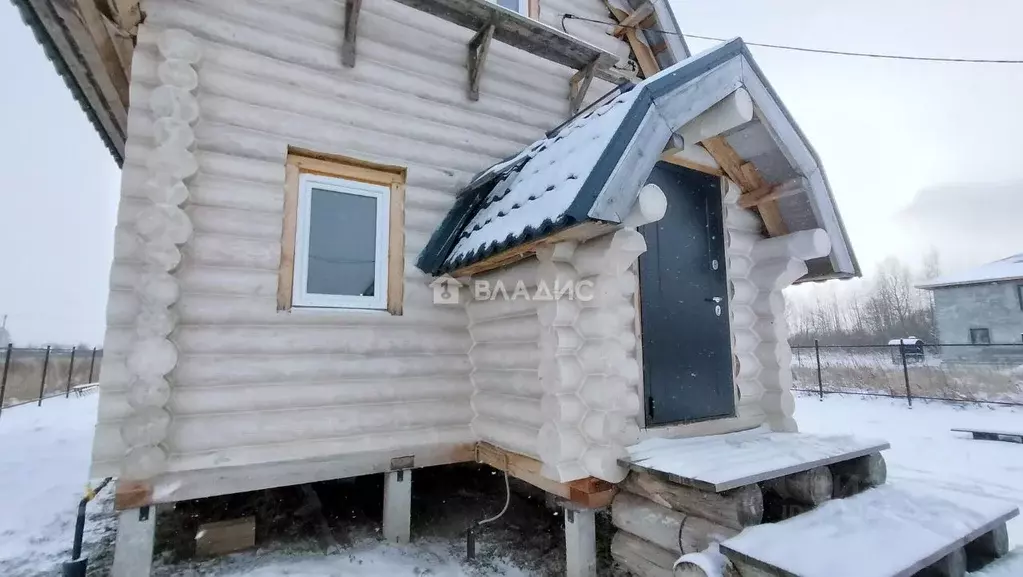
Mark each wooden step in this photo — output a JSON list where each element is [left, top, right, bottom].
[[970, 547, 1023, 576], [623, 430, 889, 492], [952, 428, 1023, 444], [719, 483, 1018, 577]]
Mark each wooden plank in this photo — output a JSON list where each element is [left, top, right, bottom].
[[607, 4, 659, 79], [660, 148, 724, 176], [952, 428, 1023, 444], [475, 442, 616, 508], [449, 221, 615, 277], [195, 517, 256, 557], [387, 181, 406, 315], [612, 2, 654, 37], [286, 148, 406, 185], [467, 23, 496, 101], [721, 484, 1020, 577], [569, 58, 597, 115], [342, 0, 363, 67], [624, 431, 890, 493], [737, 178, 804, 209], [389, 0, 620, 80], [527, 0, 539, 19], [277, 162, 299, 311], [151, 443, 476, 504]]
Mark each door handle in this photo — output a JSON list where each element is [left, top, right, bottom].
[[705, 297, 723, 303]]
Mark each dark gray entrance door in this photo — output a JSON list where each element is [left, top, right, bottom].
[[637, 162, 734, 426]]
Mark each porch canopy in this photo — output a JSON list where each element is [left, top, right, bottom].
[[417, 38, 860, 282]]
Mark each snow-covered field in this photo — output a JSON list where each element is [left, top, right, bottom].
[[795, 392, 1023, 547], [1, 390, 1020, 575]]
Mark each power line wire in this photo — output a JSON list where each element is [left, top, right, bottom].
[[561, 14, 1023, 64]]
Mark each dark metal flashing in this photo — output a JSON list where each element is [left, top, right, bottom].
[[10, 0, 125, 166], [643, 37, 745, 101]]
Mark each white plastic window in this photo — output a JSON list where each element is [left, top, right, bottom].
[[293, 174, 390, 310], [492, 0, 526, 15]]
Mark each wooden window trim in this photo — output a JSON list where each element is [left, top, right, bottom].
[[279, 148, 406, 315]]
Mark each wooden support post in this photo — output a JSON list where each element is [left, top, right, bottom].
[[964, 523, 1009, 571], [467, 22, 496, 101], [342, 0, 363, 67], [383, 469, 412, 544], [111, 507, 155, 577], [919, 547, 967, 577], [830, 453, 887, 498], [569, 59, 597, 115], [762, 466, 833, 506], [564, 506, 597, 577], [621, 471, 763, 530]]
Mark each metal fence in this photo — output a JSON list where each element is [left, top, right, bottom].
[[791, 341, 1023, 407], [0, 345, 103, 417]]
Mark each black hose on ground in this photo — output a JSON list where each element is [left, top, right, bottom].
[[62, 477, 113, 577]]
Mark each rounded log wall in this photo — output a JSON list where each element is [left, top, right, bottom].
[[93, 0, 623, 488]]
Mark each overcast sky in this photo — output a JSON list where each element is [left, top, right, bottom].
[[2, 0, 1023, 344]]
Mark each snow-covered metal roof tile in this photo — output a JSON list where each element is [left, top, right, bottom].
[[417, 38, 861, 281], [445, 88, 644, 268]]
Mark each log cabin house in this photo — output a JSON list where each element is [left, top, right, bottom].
[[13, 0, 1020, 575]]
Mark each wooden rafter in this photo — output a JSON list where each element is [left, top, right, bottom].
[[476, 442, 616, 508], [660, 147, 723, 176], [467, 21, 496, 101], [569, 58, 597, 115], [607, 2, 787, 237], [702, 136, 789, 236], [342, 0, 363, 67], [612, 1, 654, 37], [737, 178, 802, 209]]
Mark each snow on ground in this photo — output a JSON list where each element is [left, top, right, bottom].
[[795, 392, 1023, 547], [0, 392, 115, 576], [3, 389, 1022, 575], [152, 538, 532, 577]]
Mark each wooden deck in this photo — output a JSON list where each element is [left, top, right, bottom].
[[720, 483, 1019, 577], [952, 428, 1023, 444], [622, 430, 890, 492]]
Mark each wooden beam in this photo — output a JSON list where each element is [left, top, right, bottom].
[[476, 442, 616, 508], [527, 0, 539, 19], [702, 136, 789, 236], [607, 4, 659, 79], [467, 22, 496, 101], [612, 2, 654, 37], [114, 480, 152, 511], [449, 220, 615, 278], [660, 147, 723, 176], [342, 0, 363, 67], [737, 179, 803, 209], [569, 58, 597, 115]]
